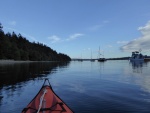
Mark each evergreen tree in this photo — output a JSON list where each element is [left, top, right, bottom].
[[0, 23, 71, 61], [0, 23, 3, 32]]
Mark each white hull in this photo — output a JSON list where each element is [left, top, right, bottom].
[[129, 58, 144, 61], [130, 51, 145, 62]]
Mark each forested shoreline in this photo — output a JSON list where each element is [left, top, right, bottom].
[[0, 23, 71, 61]]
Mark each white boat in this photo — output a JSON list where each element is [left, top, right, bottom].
[[129, 51, 144, 61]]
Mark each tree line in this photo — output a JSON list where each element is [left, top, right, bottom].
[[0, 23, 71, 61]]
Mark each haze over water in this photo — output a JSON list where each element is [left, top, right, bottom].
[[0, 60, 150, 113]]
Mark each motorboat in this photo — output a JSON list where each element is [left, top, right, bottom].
[[129, 51, 144, 61]]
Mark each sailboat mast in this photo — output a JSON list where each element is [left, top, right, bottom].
[[91, 50, 92, 59], [99, 46, 101, 58]]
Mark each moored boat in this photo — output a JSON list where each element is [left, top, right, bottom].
[[129, 51, 145, 61], [22, 79, 74, 113], [98, 47, 107, 62], [98, 58, 107, 62]]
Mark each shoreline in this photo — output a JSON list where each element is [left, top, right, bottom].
[[0, 60, 59, 64]]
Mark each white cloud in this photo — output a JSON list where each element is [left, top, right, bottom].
[[120, 21, 150, 52], [48, 35, 61, 43], [138, 21, 150, 35], [47, 33, 84, 43], [9, 21, 17, 26], [66, 33, 84, 41], [117, 41, 129, 44], [89, 20, 109, 31]]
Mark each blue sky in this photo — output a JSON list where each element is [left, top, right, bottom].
[[1, 0, 150, 59]]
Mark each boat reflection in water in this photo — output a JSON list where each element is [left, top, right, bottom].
[[130, 60, 147, 73]]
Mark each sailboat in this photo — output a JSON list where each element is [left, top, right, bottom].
[[98, 47, 106, 62], [78, 53, 83, 62], [90, 50, 95, 62]]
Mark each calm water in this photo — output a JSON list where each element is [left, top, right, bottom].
[[0, 60, 150, 113]]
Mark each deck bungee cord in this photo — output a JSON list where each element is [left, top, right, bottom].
[[22, 78, 74, 113]]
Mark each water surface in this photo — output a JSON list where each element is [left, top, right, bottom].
[[0, 60, 150, 113]]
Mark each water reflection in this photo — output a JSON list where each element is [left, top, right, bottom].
[[0, 61, 70, 112], [1, 61, 150, 113], [129, 61, 150, 93], [0, 61, 70, 87], [129, 61, 147, 73]]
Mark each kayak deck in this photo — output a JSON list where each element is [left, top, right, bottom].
[[22, 79, 74, 113]]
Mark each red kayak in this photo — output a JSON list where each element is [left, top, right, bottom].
[[22, 79, 74, 113]]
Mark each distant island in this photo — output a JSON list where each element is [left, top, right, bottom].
[[0, 23, 71, 61]]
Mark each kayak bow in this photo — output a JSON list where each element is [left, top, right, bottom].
[[22, 79, 74, 113]]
